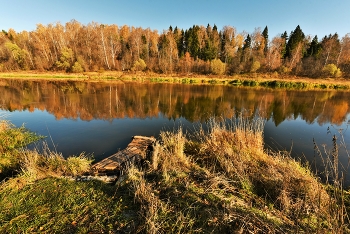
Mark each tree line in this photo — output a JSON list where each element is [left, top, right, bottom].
[[1, 20, 350, 77]]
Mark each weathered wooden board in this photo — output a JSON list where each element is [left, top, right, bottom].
[[91, 135, 156, 174]]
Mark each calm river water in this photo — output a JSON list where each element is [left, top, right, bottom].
[[1, 79, 349, 183]]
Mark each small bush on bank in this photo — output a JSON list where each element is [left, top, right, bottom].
[[210, 59, 226, 75], [323, 63, 342, 78], [72, 61, 84, 73], [131, 58, 147, 72]]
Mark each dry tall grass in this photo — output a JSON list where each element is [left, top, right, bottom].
[[19, 145, 92, 182], [125, 115, 348, 232]]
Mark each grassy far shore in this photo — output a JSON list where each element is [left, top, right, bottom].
[[0, 71, 350, 90], [1, 115, 350, 233]]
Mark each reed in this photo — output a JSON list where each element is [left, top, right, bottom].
[[313, 127, 350, 232]]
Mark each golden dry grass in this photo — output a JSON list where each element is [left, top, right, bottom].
[[19, 146, 92, 183], [125, 115, 348, 232]]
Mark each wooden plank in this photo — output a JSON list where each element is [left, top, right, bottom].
[[91, 135, 156, 174]]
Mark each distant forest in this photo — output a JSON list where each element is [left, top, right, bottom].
[[1, 20, 350, 77]]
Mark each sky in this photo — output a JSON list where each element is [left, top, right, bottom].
[[1, 0, 349, 39]]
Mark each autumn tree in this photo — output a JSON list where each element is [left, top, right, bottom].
[[158, 28, 178, 73], [99, 24, 111, 70], [129, 27, 143, 61], [221, 26, 237, 63], [5, 41, 28, 69], [221, 26, 244, 74], [146, 29, 160, 72], [250, 28, 266, 71], [32, 24, 55, 70], [17, 31, 35, 69], [56, 47, 74, 71], [338, 34, 350, 75], [321, 33, 341, 66], [266, 36, 285, 71]]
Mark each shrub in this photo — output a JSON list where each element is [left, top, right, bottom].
[[322, 64, 342, 78], [131, 58, 147, 72], [72, 61, 84, 73], [0, 119, 42, 177], [250, 61, 260, 73], [280, 66, 292, 74], [210, 59, 226, 75]]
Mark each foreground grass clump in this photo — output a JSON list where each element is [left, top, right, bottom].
[[0, 119, 42, 178], [1, 116, 349, 233]]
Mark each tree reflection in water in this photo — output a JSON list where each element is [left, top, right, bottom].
[[0, 79, 349, 184]]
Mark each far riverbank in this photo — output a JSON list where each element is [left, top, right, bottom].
[[1, 71, 350, 90]]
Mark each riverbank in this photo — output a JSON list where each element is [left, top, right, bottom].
[[1, 71, 350, 90], [0, 116, 349, 233]]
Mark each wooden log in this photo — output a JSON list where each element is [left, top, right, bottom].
[[91, 136, 156, 175]]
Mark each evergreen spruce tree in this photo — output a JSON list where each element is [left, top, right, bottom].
[[281, 31, 288, 58], [262, 26, 268, 54], [202, 24, 220, 61], [243, 34, 251, 51], [285, 25, 305, 58], [306, 35, 321, 58], [174, 27, 185, 57], [185, 25, 200, 59], [241, 34, 252, 63]]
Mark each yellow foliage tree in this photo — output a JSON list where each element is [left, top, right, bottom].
[[210, 59, 225, 75]]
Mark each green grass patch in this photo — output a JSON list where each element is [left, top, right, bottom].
[[0, 177, 136, 233]]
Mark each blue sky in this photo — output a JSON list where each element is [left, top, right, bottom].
[[1, 0, 349, 38]]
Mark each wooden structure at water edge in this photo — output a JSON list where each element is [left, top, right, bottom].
[[91, 136, 156, 176]]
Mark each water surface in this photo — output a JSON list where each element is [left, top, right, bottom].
[[0, 79, 349, 182]]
